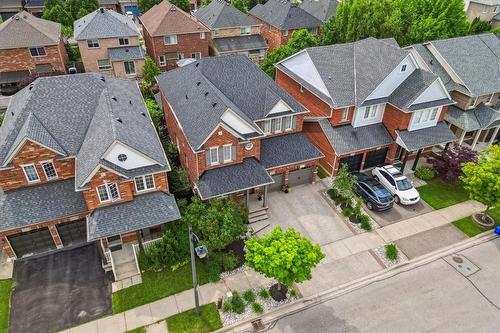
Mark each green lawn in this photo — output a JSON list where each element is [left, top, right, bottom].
[[0, 279, 13, 333], [166, 303, 222, 333], [453, 206, 500, 237], [112, 261, 208, 313], [418, 179, 470, 209], [125, 328, 145, 333]]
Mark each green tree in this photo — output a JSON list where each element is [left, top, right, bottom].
[[43, 0, 98, 31], [142, 57, 161, 87], [260, 46, 293, 78], [138, 0, 162, 12], [245, 227, 325, 288], [171, 0, 192, 12], [42, 4, 73, 27], [168, 166, 192, 198], [233, 0, 249, 13], [65, 0, 99, 19], [144, 97, 163, 129], [460, 144, 500, 219], [332, 163, 357, 203], [468, 17, 491, 35]]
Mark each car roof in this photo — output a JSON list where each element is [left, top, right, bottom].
[[381, 165, 405, 179]]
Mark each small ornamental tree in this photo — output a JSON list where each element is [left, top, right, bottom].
[[332, 163, 357, 204], [428, 144, 477, 183], [245, 227, 325, 301], [460, 144, 500, 222], [142, 57, 161, 89]]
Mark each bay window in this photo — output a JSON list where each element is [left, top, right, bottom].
[[410, 107, 440, 130], [222, 144, 232, 162], [283, 116, 293, 131]]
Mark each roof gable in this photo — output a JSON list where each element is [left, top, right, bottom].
[[0, 11, 60, 49], [194, 0, 258, 29], [74, 8, 140, 40]]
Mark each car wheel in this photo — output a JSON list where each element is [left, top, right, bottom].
[[394, 195, 400, 204], [366, 202, 373, 210]]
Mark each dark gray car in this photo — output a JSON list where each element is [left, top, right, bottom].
[[353, 172, 394, 211]]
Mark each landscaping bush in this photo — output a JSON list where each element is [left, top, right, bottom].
[[207, 260, 221, 283], [251, 302, 264, 314], [414, 166, 436, 181], [359, 214, 372, 231], [139, 228, 190, 271], [342, 207, 354, 217], [168, 166, 192, 199], [290, 288, 297, 298], [243, 290, 256, 303], [385, 244, 398, 261], [222, 300, 232, 313], [332, 163, 357, 203], [207, 252, 238, 282], [327, 188, 341, 203], [428, 145, 477, 183], [259, 288, 270, 299], [231, 292, 245, 314]]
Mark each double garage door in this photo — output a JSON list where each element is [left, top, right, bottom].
[[339, 148, 389, 173], [269, 167, 313, 191], [7, 219, 87, 259]]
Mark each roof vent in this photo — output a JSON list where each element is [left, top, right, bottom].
[[170, 5, 176, 11], [129, 100, 132, 105], [141, 112, 146, 117], [125, 49, 129, 52], [112, 96, 117, 101], [196, 82, 201, 86], [212, 102, 217, 107], [100, 7, 105, 13], [185, 95, 188, 100], [195, 63, 199, 67], [28, 84, 34, 90], [116, 117, 122, 123], [204, 92, 209, 97], [100, 76, 106, 82], [429, 59, 433, 65], [11, 112, 14, 116]]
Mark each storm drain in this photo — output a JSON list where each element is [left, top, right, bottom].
[[444, 254, 479, 277]]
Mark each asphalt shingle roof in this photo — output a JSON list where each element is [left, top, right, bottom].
[[318, 119, 393, 155], [196, 158, 274, 199], [396, 122, 456, 151], [0, 179, 88, 232], [250, 0, 322, 30], [87, 191, 180, 241], [109, 45, 145, 61], [212, 34, 267, 53], [74, 8, 139, 40], [194, 0, 258, 29], [259, 132, 324, 169], [24, 0, 45, 8], [445, 104, 500, 131], [156, 55, 306, 151], [0, 11, 60, 49], [299, 0, 338, 22]]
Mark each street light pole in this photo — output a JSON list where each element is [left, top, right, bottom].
[[189, 224, 201, 316]]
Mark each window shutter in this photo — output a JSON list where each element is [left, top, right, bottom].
[[206, 150, 211, 165], [292, 116, 296, 130], [231, 145, 236, 161], [219, 147, 223, 163]]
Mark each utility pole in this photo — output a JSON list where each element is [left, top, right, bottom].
[[189, 224, 201, 316]]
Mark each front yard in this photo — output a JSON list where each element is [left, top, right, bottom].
[[0, 279, 12, 333], [418, 179, 470, 209], [167, 303, 222, 333], [112, 261, 208, 313], [452, 206, 500, 237]]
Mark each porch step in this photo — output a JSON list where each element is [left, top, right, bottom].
[[115, 261, 139, 281], [248, 213, 269, 224]]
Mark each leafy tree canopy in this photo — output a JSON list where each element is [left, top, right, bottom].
[[142, 56, 161, 88], [43, 0, 98, 30], [140, 0, 191, 12], [429, 144, 478, 183]]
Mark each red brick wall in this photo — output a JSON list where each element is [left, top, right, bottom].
[[303, 122, 336, 174], [0, 36, 67, 73], [275, 69, 332, 117], [0, 141, 75, 191], [383, 104, 412, 139], [82, 168, 135, 211], [439, 106, 449, 121], [251, 16, 285, 51], [329, 106, 354, 127]]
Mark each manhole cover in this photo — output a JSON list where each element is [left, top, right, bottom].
[[444, 254, 479, 277], [452, 256, 463, 264]]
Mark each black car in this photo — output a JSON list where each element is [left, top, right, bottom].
[[352, 172, 394, 211]]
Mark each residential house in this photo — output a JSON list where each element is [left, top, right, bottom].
[[24, 0, 126, 17], [156, 55, 323, 207], [0, 74, 180, 280], [464, 0, 500, 24], [408, 33, 500, 151], [74, 8, 145, 79], [194, 0, 267, 63], [140, 1, 209, 71], [0, 11, 68, 95], [24, 0, 45, 17], [299, 0, 339, 23], [0, 0, 23, 21], [249, 0, 322, 51], [275, 37, 456, 175]]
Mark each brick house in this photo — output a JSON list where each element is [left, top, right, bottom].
[[464, 0, 500, 26], [408, 33, 500, 151], [140, 0, 209, 71], [0, 11, 68, 95], [74, 8, 145, 79], [249, 0, 322, 51], [0, 74, 180, 279], [299, 0, 339, 23], [194, 0, 268, 63], [156, 55, 323, 209], [275, 37, 456, 175]]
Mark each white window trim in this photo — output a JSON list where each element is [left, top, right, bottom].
[[97, 59, 112, 70], [21, 163, 40, 183], [29, 47, 46, 57], [409, 107, 441, 131], [272, 118, 282, 133], [124, 61, 136, 75], [191, 52, 201, 59], [209, 147, 219, 165], [467, 96, 479, 110], [283, 116, 293, 131], [222, 144, 232, 162], [283, 30, 289, 36], [96, 183, 121, 203], [200, 32, 206, 39], [164, 35, 178, 45], [159, 55, 166, 66], [482, 4, 488, 13], [353, 103, 385, 127], [134, 174, 156, 193], [262, 120, 272, 134], [40, 160, 58, 180], [240, 26, 251, 35], [401, 64, 407, 72], [87, 39, 100, 49], [341, 107, 349, 121]]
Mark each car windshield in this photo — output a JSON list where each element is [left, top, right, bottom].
[[373, 185, 392, 202], [396, 178, 413, 191]]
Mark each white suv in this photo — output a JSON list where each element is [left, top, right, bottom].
[[372, 165, 420, 205]]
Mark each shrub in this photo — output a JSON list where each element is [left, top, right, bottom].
[[332, 163, 357, 203], [359, 214, 372, 231], [342, 207, 354, 217], [289, 288, 297, 298], [259, 288, 270, 299], [207, 260, 221, 283], [251, 302, 264, 314], [222, 300, 232, 313], [168, 167, 192, 199], [414, 166, 436, 181], [428, 144, 477, 183], [243, 290, 256, 303], [385, 243, 398, 261], [139, 228, 190, 271], [231, 292, 245, 314], [219, 252, 238, 272], [353, 198, 363, 218]]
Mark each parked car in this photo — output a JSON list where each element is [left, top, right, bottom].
[[372, 165, 420, 205], [352, 172, 394, 211]]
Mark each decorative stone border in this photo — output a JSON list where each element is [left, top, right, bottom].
[[220, 264, 247, 279], [372, 245, 407, 268]]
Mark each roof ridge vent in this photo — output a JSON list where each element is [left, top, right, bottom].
[[204, 92, 209, 96]]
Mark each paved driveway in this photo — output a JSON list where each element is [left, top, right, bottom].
[[264, 183, 353, 246], [10, 244, 111, 333], [365, 200, 433, 226]]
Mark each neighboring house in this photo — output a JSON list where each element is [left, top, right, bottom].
[[464, 0, 500, 23], [0, 74, 180, 280], [249, 0, 322, 51], [156, 55, 323, 207], [492, 10, 500, 27], [194, 0, 267, 63], [275, 37, 456, 175], [408, 33, 500, 151], [299, 0, 339, 23], [119, 0, 140, 15], [0, 11, 68, 95], [25, 0, 125, 17], [0, 0, 23, 21], [74, 8, 145, 79], [140, 1, 209, 71]]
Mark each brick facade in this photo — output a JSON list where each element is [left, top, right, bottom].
[[250, 16, 307, 51]]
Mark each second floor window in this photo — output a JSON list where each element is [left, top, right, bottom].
[[41, 161, 57, 180], [209, 147, 219, 165], [97, 59, 112, 70], [271, 118, 282, 132], [241, 26, 251, 35], [29, 47, 46, 57], [22, 164, 39, 182], [411, 107, 439, 129], [135, 175, 155, 192], [200, 32, 206, 39], [87, 39, 99, 48], [363, 105, 378, 119], [283, 30, 289, 36], [191, 52, 201, 60], [308, 27, 318, 36], [97, 183, 120, 203], [164, 35, 177, 45], [222, 144, 232, 162], [341, 107, 349, 121], [283, 116, 293, 131], [119, 37, 129, 46], [124, 61, 136, 75]]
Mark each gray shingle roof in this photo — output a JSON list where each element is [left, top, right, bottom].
[[196, 158, 274, 200], [318, 119, 393, 155], [0, 70, 30, 84], [109, 45, 145, 61], [0, 0, 23, 9], [396, 122, 456, 151], [0, 179, 88, 232], [194, 0, 258, 29], [445, 104, 500, 131], [87, 191, 180, 241], [156, 55, 307, 151], [259, 132, 323, 169], [212, 34, 267, 53], [299, 0, 338, 22], [250, 0, 322, 30], [0, 74, 168, 189], [74, 8, 139, 40], [429, 34, 500, 96], [24, 0, 45, 8], [0, 11, 60, 49]]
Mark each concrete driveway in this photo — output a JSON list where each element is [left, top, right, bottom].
[[365, 199, 433, 226], [10, 244, 112, 333], [264, 183, 353, 246]]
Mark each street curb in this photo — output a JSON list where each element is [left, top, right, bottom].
[[216, 232, 498, 332]]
